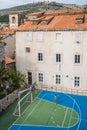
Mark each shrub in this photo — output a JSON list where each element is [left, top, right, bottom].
[[0, 68, 25, 98]]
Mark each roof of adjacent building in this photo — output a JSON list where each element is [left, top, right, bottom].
[[28, 11, 44, 16], [5, 56, 15, 65], [17, 9, 87, 31], [0, 28, 15, 35], [44, 9, 85, 15]]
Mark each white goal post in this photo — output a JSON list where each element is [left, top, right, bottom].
[[13, 82, 37, 116]]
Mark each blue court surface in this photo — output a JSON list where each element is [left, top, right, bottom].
[[9, 90, 87, 130]]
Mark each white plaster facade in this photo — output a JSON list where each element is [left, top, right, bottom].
[[16, 30, 87, 90]]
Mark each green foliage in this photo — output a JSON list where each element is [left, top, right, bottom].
[[9, 69, 25, 90], [0, 93, 6, 99], [0, 2, 83, 23], [0, 68, 25, 99], [0, 15, 9, 23], [0, 68, 9, 87]]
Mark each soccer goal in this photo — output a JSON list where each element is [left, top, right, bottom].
[[13, 82, 37, 116]]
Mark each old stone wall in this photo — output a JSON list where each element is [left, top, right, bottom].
[[0, 85, 28, 112], [0, 43, 5, 67], [0, 90, 18, 112]]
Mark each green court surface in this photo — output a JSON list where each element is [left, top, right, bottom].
[[15, 98, 78, 128], [0, 89, 40, 130]]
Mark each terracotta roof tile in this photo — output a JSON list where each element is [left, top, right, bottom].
[[5, 56, 15, 65], [17, 9, 87, 31], [75, 14, 84, 19], [29, 11, 44, 16], [42, 16, 54, 21], [31, 16, 45, 21], [44, 9, 85, 15], [0, 28, 15, 35]]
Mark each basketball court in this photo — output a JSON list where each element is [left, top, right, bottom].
[[9, 90, 87, 130]]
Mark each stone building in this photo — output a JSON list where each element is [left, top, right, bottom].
[[0, 29, 15, 59], [0, 12, 24, 68], [0, 30, 16, 68], [0, 41, 5, 67], [15, 9, 87, 91], [9, 12, 24, 29]]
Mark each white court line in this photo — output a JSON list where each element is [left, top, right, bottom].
[[72, 116, 87, 122], [8, 91, 42, 130], [62, 107, 68, 127], [8, 98, 39, 130], [9, 90, 83, 130], [67, 100, 75, 130], [59, 92, 82, 130], [39, 91, 82, 130], [38, 92, 80, 128], [17, 93, 47, 130]]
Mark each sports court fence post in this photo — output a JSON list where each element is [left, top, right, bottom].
[[54, 94, 57, 104], [31, 92, 33, 102], [18, 93, 21, 116], [18, 101, 21, 116]]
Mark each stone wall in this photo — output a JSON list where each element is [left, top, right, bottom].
[[0, 42, 5, 67], [0, 90, 18, 112]]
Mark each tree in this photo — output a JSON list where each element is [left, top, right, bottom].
[[0, 67, 9, 88], [0, 68, 25, 99], [0, 67, 9, 98], [8, 69, 25, 90]]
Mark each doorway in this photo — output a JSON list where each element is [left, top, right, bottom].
[[27, 72, 32, 85]]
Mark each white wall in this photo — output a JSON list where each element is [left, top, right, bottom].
[[82, 31, 87, 90], [16, 30, 87, 90]]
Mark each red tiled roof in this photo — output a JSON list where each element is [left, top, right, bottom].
[[44, 9, 85, 16], [29, 11, 44, 16], [0, 28, 15, 35], [17, 12, 87, 31], [41, 16, 53, 21], [75, 14, 84, 19], [31, 16, 45, 21], [5, 56, 15, 65]]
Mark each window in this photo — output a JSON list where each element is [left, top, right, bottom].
[[76, 19, 84, 24], [33, 21, 39, 25], [56, 75, 61, 84], [37, 32, 43, 41], [38, 53, 43, 61], [56, 54, 61, 62], [56, 33, 62, 42], [76, 18, 84, 24], [75, 32, 81, 43], [75, 55, 80, 63], [25, 32, 32, 41], [38, 73, 43, 82], [74, 77, 80, 87], [26, 47, 30, 53], [41, 21, 48, 25]]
